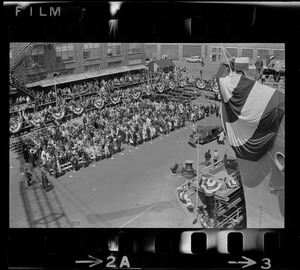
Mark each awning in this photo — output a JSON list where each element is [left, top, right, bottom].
[[147, 59, 175, 72], [26, 66, 146, 88], [128, 64, 147, 71]]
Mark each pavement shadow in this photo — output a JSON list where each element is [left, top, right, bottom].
[[18, 172, 72, 228]]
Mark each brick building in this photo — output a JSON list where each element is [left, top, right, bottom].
[[145, 43, 285, 64], [10, 43, 146, 84]]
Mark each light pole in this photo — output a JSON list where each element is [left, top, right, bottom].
[[193, 136, 201, 224], [53, 72, 59, 106], [189, 133, 201, 225]]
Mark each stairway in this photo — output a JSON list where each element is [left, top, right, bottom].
[[10, 43, 33, 72]]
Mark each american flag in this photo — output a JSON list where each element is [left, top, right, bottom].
[[216, 63, 284, 161]]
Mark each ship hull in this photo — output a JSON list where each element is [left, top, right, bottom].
[[238, 115, 284, 228]]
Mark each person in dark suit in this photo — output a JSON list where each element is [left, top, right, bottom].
[[204, 150, 211, 166], [25, 168, 33, 187], [41, 170, 54, 192], [255, 56, 264, 81]]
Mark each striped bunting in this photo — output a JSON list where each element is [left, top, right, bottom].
[[216, 64, 285, 161]]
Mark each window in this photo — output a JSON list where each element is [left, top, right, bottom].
[[257, 49, 269, 59], [108, 61, 122, 68], [212, 47, 217, 53], [107, 43, 122, 57], [182, 45, 201, 58], [242, 48, 254, 59], [226, 47, 238, 58], [59, 68, 75, 76], [145, 44, 158, 60], [83, 43, 100, 60], [129, 58, 142, 66], [55, 43, 74, 63], [129, 43, 141, 54], [25, 45, 45, 68], [161, 44, 179, 60], [84, 64, 100, 72], [273, 49, 285, 60]]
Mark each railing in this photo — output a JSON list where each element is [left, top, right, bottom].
[[9, 81, 35, 99]]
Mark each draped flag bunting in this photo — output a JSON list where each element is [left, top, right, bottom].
[[71, 104, 84, 115], [144, 85, 152, 95], [157, 83, 164, 93], [212, 82, 219, 92], [94, 97, 105, 109], [131, 90, 141, 100], [10, 120, 22, 134], [197, 80, 205, 89], [51, 108, 65, 120], [110, 95, 121, 104], [216, 63, 285, 161]]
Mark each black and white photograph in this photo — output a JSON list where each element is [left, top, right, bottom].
[[9, 42, 285, 228]]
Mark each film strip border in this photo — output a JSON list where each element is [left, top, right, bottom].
[[3, 1, 299, 41], [7, 229, 299, 269]]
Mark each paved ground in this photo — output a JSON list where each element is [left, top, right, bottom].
[[9, 96, 236, 228], [173, 60, 221, 80]]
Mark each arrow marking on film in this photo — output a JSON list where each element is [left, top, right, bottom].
[[228, 256, 256, 268], [76, 255, 103, 268]]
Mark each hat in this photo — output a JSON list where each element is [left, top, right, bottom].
[[257, 56, 260, 58]]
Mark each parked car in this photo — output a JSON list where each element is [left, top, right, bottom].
[[189, 125, 221, 146], [186, 56, 203, 63]]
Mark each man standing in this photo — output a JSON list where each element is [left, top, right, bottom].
[[41, 171, 54, 192], [204, 149, 211, 166], [25, 168, 33, 187], [255, 56, 264, 81], [192, 122, 197, 135], [218, 130, 225, 144], [274, 61, 281, 83], [213, 150, 219, 163]]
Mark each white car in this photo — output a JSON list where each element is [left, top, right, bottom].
[[186, 56, 203, 63]]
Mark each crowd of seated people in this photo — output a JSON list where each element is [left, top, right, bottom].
[[19, 98, 216, 177], [10, 73, 36, 97], [10, 68, 218, 136]]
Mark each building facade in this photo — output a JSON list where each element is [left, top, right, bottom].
[[145, 43, 285, 64], [10, 43, 146, 84]]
